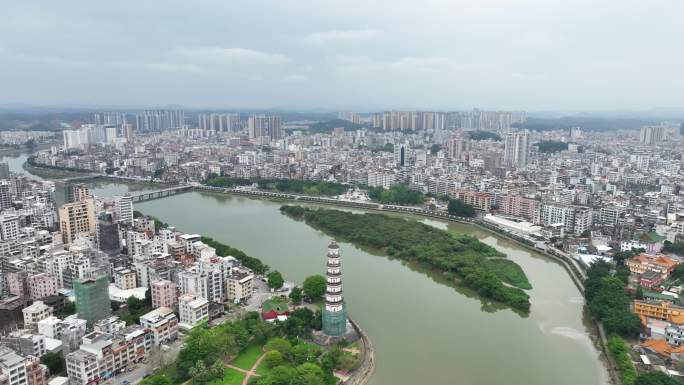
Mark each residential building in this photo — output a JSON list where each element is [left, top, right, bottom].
[[247, 115, 281, 140], [503, 130, 529, 168], [27, 274, 58, 301], [178, 294, 208, 330], [115, 196, 133, 226], [23, 302, 53, 328], [58, 199, 96, 244], [226, 269, 254, 303], [0, 346, 27, 385], [139, 307, 178, 345], [151, 280, 177, 310], [112, 268, 136, 291]]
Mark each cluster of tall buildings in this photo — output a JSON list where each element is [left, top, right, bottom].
[[640, 125, 667, 145], [197, 113, 240, 132], [91, 112, 127, 126], [368, 109, 526, 131], [62, 124, 120, 149], [247, 114, 282, 141], [337, 111, 362, 124], [135, 110, 185, 132], [371, 111, 447, 131]]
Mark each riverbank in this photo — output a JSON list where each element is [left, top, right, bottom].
[[345, 318, 375, 385]]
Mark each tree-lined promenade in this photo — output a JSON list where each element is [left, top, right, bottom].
[[280, 205, 532, 312]]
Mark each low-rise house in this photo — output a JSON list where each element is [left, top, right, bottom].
[[640, 270, 665, 289], [139, 307, 178, 345], [226, 269, 254, 304], [634, 300, 684, 323], [23, 302, 53, 329], [626, 254, 677, 279], [178, 294, 208, 330]]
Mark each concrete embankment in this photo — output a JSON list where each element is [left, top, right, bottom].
[[345, 318, 376, 385]]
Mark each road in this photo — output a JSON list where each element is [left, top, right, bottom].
[[110, 365, 148, 385]]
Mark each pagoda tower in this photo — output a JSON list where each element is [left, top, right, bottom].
[[322, 240, 347, 337]]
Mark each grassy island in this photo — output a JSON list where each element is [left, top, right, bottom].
[[280, 205, 532, 311]]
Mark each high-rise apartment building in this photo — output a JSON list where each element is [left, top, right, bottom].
[[394, 142, 410, 167], [247, 114, 281, 140], [74, 275, 111, 326], [0, 163, 9, 179], [115, 195, 134, 226], [198, 113, 240, 132], [0, 180, 12, 209], [97, 212, 120, 256], [0, 214, 19, 241], [58, 198, 96, 244], [337, 111, 362, 124], [92, 112, 127, 126], [446, 137, 471, 159], [504, 130, 529, 168], [640, 125, 666, 145], [135, 110, 185, 132]]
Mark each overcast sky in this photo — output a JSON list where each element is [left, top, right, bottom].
[[1, 0, 683, 111]]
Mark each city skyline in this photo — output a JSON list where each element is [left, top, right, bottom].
[[2, 1, 684, 111]]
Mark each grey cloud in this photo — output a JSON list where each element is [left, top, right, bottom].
[[0, 0, 683, 110]]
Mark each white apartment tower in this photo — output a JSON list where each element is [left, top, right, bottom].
[[504, 130, 529, 168]]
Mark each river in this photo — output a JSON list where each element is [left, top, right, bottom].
[[0, 153, 42, 180], [12, 159, 610, 385]]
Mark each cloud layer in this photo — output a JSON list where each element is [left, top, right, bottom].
[[1, 0, 683, 111]]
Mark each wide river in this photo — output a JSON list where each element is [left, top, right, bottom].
[[8, 154, 610, 385]]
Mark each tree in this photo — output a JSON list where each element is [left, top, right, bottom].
[[293, 363, 325, 385], [265, 337, 292, 357], [636, 285, 644, 300], [257, 365, 297, 385], [264, 350, 284, 368], [267, 271, 284, 290], [289, 287, 302, 304], [447, 199, 476, 217], [635, 372, 680, 385], [430, 144, 441, 155], [126, 296, 145, 311], [56, 301, 76, 317], [303, 275, 327, 300], [291, 343, 321, 365], [41, 352, 64, 375]]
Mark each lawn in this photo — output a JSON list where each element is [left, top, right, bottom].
[[231, 342, 264, 370], [208, 368, 245, 385], [484, 258, 533, 290], [255, 359, 272, 376]]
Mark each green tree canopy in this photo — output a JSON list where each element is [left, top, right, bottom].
[[635, 372, 681, 385], [447, 199, 476, 217], [267, 271, 285, 290], [303, 275, 327, 299], [41, 352, 64, 375], [289, 287, 302, 304]]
